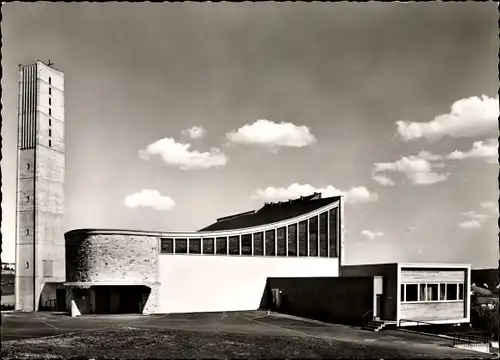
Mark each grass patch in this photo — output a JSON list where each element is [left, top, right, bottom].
[[1, 326, 490, 359]]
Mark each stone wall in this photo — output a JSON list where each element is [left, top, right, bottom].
[[66, 232, 158, 284]]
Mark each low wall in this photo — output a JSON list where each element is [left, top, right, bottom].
[[265, 276, 374, 326]]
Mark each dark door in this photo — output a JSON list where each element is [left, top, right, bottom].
[[376, 294, 383, 319], [56, 289, 66, 311], [117, 286, 142, 313], [95, 287, 111, 314]]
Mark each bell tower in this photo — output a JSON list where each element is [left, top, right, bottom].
[[15, 60, 65, 311]]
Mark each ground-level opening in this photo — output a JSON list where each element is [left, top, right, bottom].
[[56, 289, 66, 311], [92, 285, 151, 314]]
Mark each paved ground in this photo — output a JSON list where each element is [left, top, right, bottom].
[[1, 311, 493, 359]]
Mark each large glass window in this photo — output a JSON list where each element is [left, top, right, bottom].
[[426, 284, 439, 301], [298, 220, 307, 256], [229, 236, 240, 255], [188, 238, 201, 254], [319, 212, 328, 257], [202, 238, 215, 254], [287, 224, 297, 256], [401, 283, 464, 302], [175, 239, 187, 254], [405, 284, 418, 301], [419, 284, 426, 301], [439, 283, 446, 300], [265, 230, 275, 256], [277, 227, 286, 256], [253, 232, 263, 256], [329, 208, 338, 257], [241, 234, 252, 255], [446, 283, 458, 300], [161, 238, 174, 254], [216, 237, 227, 255], [309, 216, 318, 257]]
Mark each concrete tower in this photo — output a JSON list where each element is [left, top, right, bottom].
[[15, 60, 66, 311]]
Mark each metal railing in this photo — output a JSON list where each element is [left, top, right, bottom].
[[399, 319, 492, 346], [452, 330, 492, 347], [362, 309, 373, 327]]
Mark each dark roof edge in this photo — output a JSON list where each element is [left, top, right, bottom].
[[217, 210, 257, 222], [66, 196, 343, 238]]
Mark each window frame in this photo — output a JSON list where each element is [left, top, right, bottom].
[[400, 282, 465, 303], [160, 238, 174, 254], [42, 259, 53, 278], [188, 238, 201, 255], [241, 234, 252, 256], [276, 227, 286, 257], [228, 235, 240, 256], [174, 238, 188, 254], [202, 238, 215, 255]]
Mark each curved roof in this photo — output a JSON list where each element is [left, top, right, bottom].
[[65, 193, 342, 238], [199, 193, 341, 231]]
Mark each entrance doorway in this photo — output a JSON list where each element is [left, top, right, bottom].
[[375, 294, 383, 320], [56, 289, 66, 311], [93, 285, 151, 314]]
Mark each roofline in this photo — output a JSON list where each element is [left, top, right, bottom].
[[36, 60, 64, 74], [65, 199, 341, 239], [201, 195, 342, 231], [343, 262, 471, 269], [399, 262, 471, 269]]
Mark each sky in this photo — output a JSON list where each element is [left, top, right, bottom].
[[1, 2, 498, 268]]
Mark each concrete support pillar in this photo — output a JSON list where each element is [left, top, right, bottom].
[[143, 286, 158, 315], [71, 299, 80, 317]]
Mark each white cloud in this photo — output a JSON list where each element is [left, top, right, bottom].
[[460, 210, 490, 222], [459, 203, 498, 229], [372, 175, 395, 186], [361, 230, 384, 240], [447, 138, 498, 163], [458, 220, 482, 230], [396, 95, 499, 141], [415, 151, 444, 161], [373, 152, 449, 186], [480, 201, 499, 214], [226, 119, 316, 148], [139, 137, 228, 170], [252, 183, 379, 204], [181, 126, 207, 139], [411, 172, 449, 185], [124, 189, 176, 211]]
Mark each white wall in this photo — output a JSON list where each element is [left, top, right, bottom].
[[156, 255, 339, 314]]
